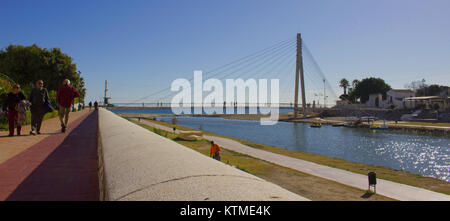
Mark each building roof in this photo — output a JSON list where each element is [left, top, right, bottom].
[[404, 96, 443, 100], [389, 89, 414, 93]]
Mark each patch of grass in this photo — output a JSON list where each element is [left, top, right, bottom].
[[152, 127, 168, 137], [146, 118, 450, 195], [130, 118, 394, 201]]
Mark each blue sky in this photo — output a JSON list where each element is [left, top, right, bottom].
[[1, 0, 449, 104]]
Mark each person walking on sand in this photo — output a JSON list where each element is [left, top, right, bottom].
[[2, 84, 26, 136], [210, 141, 221, 161], [88, 101, 92, 111], [29, 80, 49, 135], [57, 79, 80, 133], [94, 101, 98, 110]]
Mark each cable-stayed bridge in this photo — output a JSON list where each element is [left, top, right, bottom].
[[106, 33, 339, 115]]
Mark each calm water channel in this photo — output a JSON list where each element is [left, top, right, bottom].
[[155, 116, 450, 181]]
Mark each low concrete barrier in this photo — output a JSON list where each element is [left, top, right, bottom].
[[98, 108, 308, 201]]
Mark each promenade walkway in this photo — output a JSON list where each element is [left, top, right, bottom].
[[0, 110, 90, 163], [138, 119, 450, 201], [0, 109, 99, 201], [100, 109, 308, 201]]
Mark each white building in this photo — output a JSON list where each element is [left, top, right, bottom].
[[404, 96, 449, 110], [366, 93, 383, 108], [365, 89, 415, 109], [384, 89, 415, 109]]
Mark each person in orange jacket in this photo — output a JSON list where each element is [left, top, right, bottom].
[[210, 141, 221, 161]]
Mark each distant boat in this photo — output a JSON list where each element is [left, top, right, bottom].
[[310, 119, 322, 128], [310, 122, 322, 128], [370, 121, 388, 130]]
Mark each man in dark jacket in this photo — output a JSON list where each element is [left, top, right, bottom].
[[29, 80, 49, 135], [57, 79, 80, 133], [2, 84, 26, 136]]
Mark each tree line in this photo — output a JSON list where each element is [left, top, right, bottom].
[[338, 77, 449, 104], [0, 44, 86, 106], [338, 77, 391, 103]]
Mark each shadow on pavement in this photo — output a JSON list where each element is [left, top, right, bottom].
[[360, 191, 375, 199], [6, 111, 99, 201]]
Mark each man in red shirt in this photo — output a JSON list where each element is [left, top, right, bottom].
[[57, 79, 80, 132]]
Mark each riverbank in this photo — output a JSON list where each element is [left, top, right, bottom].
[[222, 114, 450, 135], [129, 118, 393, 201], [288, 117, 450, 134], [142, 118, 450, 195], [118, 111, 450, 135]]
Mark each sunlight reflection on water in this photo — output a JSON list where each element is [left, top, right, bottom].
[[158, 116, 450, 181]]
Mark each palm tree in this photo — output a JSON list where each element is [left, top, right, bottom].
[[352, 79, 360, 88], [339, 78, 350, 95]]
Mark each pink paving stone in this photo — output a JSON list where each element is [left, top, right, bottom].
[[0, 110, 99, 201]]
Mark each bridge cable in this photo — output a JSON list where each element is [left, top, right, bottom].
[[130, 37, 296, 103]]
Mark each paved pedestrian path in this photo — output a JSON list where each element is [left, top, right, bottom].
[[0, 110, 93, 164], [138, 119, 450, 201], [0, 110, 99, 201]]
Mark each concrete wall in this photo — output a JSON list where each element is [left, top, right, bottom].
[[98, 108, 308, 201], [366, 94, 383, 108], [438, 112, 450, 122], [321, 108, 407, 120]]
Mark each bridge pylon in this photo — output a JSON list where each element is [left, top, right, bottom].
[[294, 33, 306, 118]]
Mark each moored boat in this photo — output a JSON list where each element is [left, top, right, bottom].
[[370, 121, 388, 130], [310, 119, 322, 128], [310, 122, 322, 127]]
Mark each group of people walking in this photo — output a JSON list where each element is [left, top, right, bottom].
[[2, 79, 80, 136], [88, 101, 98, 111]]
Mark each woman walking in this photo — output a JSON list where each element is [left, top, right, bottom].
[[2, 84, 26, 136]]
